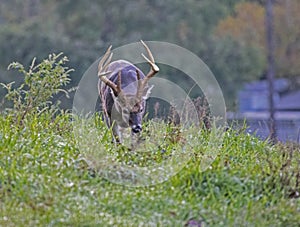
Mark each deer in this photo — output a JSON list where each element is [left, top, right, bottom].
[[97, 40, 159, 145]]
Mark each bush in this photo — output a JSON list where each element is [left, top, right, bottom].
[[1, 53, 73, 123]]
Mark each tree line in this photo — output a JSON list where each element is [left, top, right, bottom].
[[0, 0, 299, 110]]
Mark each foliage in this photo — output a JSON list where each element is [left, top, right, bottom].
[[207, 37, 266, 109], [215, 0, 300, 79], [215, 2, 265, 47], [2, 0, 299, 110], [0, 0, 250, 110], [1, 53, 73, 122]]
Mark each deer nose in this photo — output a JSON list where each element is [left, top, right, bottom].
[[132, 124, 142, 133]]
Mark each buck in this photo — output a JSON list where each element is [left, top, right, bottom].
[[98, 41, 159, 144]]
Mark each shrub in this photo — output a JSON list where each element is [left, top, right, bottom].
[[1, 53, 73, 123]]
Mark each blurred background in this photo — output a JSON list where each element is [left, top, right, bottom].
[[0, 0, 299, 141]]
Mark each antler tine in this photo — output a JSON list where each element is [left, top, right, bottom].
[[98, 45, 121, 95], [136, 69, 141, 82], [103, 52, 113, 72], [141, 40, 154, 62], [136, 69, 143, 100], [136, 40, 159, 100], [140, 40, 159, 80], [117, 70, 122, 92], [98, 45, 112, 74]]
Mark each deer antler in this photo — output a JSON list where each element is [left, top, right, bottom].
[[98, 45, 122, 95], [136, 40, 159, 99], [141, 40, 159, 81]]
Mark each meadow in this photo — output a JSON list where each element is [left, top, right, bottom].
[[0, 54, 299, 226]]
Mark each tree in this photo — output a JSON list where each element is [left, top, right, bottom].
[[205, 37, 265, 110], [0, 0, 246, 110], [215, 1, 300, 80]]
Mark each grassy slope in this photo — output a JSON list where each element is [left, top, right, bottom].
[[0, 112, 299, 227]]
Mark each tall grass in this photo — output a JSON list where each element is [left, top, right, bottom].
[[0, 55, 299, 226]]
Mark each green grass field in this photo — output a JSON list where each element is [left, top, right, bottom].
[[1, 54, 299, 226], [0, 111, 299, 226]]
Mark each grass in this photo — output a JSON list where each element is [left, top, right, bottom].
[[0, 54, 299, 226], [0, 111, 299, 227]]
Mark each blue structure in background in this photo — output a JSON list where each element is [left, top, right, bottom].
[[231, 78, 300, 143], [238, 78, 289, 112]]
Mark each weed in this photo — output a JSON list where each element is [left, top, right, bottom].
[[1, 53, 73, 124]]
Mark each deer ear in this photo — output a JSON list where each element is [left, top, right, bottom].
[[142, 85, 154, 100]]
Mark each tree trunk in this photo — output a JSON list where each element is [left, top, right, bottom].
[[265, 0, 277, 143]]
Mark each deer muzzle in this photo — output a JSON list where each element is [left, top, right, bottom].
[[131, 124, 142, 133]]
